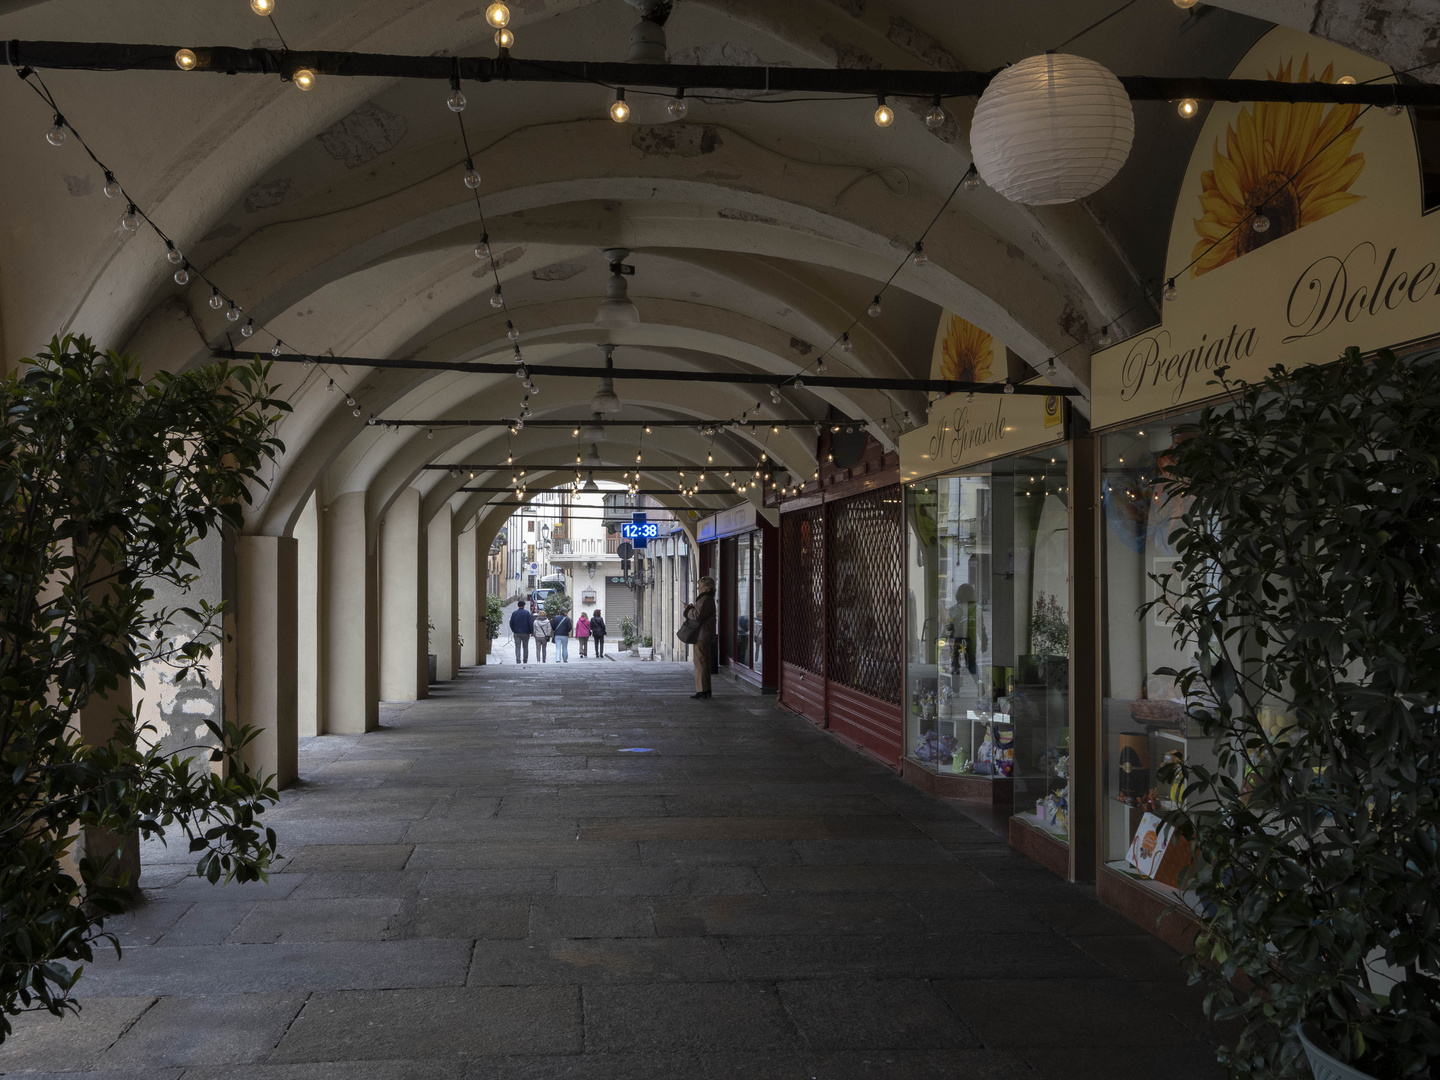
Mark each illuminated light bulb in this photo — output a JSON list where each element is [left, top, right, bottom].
[[1337, 75, 1356, 85], [867, 295, 883, 318], [46, 117, 66, 146], [840, 333, 853, 353], [251, 0, 276, 14], [475, 236, 491, 259], [485, 1, 510, 28], [292, 68, 317, 91], [209, 288, 224, 311], [1097, 326, 1113, 347], [490, 287, 505, 309], [1177, 98, 1198, 119], [1173, 0, 1199, 8], [1252, 212, 1270, 233], [1163, 279, 1178, 302], [173, 265, 190, 286], [912, 242, 928, 267], [463, 163, 482, 189], [241, 319, 255, 338], [120, 205, 140, 232], [175, 48, 198, 71], [610, 88, 630, 123], [962, 166, 981, 192], [165, 244, 184, 265], [494, 28, 514, 48], [226, 304, 241, 323], [103, 173, 121, 199], [272, 344, 283, 357], [924, 98, 946, 130], [667, 90, 688, 120], [874, 95, 894, 127], [448, 90, 467, 113], [507, 320, 519, 341]]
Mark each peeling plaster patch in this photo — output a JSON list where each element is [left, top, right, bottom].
[[316, 102, 409, 169], [134, 633, 220, 758], [244, 178, 292, 213], [182, 698, 215, 715], [471, 246, 525, 277], [532, 261, 585, 281], [819, 33, 880, 70], [718, 207, 780, 225], [62, 173, 93, 197], [1059, 301, 1091, 344], [200, 222, 242, 243], [789, 337, 813, 356], [887, 17, 963, 71], [631, 124, 722, 158]]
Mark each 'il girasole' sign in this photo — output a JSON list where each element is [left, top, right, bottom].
[[900, 390, 1064, 484], [1092, 27, 1435, 429]]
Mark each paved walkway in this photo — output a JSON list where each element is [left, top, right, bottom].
[[2, 664, 1227, 1079]]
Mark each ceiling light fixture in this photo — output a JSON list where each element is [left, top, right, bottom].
[[594, 247, 640, 328], [591, 346, 623, 414]]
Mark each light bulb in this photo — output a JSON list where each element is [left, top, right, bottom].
[[120, 206, 140, 232], [874, 96, 894, 127], [1385, 102, 1404, 117], [1337, 75, 1356, 85], [817, 361, 827, 374], [292, 68, 317, 91], [475, 237, 491, 259], [173, 266, 190, 285], [840, 333, 853, 353], [165, 245, 184, 265], [962, 167, 981, 192], [1173, 0, 1199, 7], [463, 165, 482, 189], [209, 289, 224, 310], [1163, 280, 1178, 302], [924, 100, 946, 130], [46, 120, 66, 146], [1097, 326, 1113, 347], [1177, 98, 1199, 119], [912, 242, 928, 267], [770, 389, 781, 403], [226, 305, 241, 323], [485, 1, 510, 28], [175, 48, 198, 71], [448, 90, 467, 113], [241, 320, 255, 338], [667, 92, 688, 120], [490, 288, 504, 309], [1003, 381, 1015, 395], [1252, 213, 1270, 233], [272, 344, 282, 357], [507, 321, 519, 341], [494, 28, 514, 48], [345, 396, 356, 407], [794, 378, 805, 389], [251, 0, 275, 13], [428, 429, 434, 439], [515, 368, 526, 378], [103, 174, 121, 200], [610, 89, 630, 123], [867, 296, 883, 318], [352, 407, 362, 417]]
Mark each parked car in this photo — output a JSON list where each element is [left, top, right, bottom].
[[528, 588, 557, 612]]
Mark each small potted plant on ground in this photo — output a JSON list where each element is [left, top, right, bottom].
[[621, 616, 639, 656], [1152, 350, 1440, 1080]]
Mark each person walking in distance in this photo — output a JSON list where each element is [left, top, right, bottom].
[[533, 609, 553, 663], [552, 609, 573, 663], [509, 599, 533, 664], [575, 611, 591, 657], [590, 610, 607, 657], [685, 576, 718, 698]]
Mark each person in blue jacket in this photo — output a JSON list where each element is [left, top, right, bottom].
[[551, 609, 573, 663], [509, 599, 534, 664]]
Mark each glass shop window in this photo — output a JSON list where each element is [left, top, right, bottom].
[[736, 533, 753, 668]]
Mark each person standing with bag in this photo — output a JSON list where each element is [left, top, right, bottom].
[[552, 609, 573, 663], [576, 612, 591, 657], [590, 611, 607, 657], [533, 610, 553, 663], [684, 577, 717, 698]]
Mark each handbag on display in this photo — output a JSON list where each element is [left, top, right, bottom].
[[677, 617, 701, 644]]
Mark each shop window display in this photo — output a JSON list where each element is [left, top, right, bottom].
[[904, 450, 1071, 838], [1099, 418, 1212, 891]]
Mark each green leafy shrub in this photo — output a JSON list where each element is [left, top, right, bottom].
[[0, 337, 288, 1039], [542, 592, 571, 619], [485, 594, 503, 641], [620, 615, 638, 647], [1153, 348, 1440, 1079]]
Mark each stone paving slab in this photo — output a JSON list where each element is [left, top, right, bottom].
[[2, 662, 1227, 1079]]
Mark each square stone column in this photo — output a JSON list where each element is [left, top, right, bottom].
[[321, 490, 378, 733], [428, 504, 458, 681], [457, 519, 479, 668], [380, 487, 428, 701], [233, 534, 299, 789]]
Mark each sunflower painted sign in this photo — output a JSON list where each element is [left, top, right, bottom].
[[930, 311, 1004, 383], [1092, 26, 1432, 428]]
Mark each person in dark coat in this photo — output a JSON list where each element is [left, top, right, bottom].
[[552, 610, 573, 663], [590, 611, 607, 657], [509, 599, 533, 664], [684, 577, 717, 698]]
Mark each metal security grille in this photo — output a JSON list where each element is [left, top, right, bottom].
[[780, 507, 825, 674], [825, 487, 903, 704]]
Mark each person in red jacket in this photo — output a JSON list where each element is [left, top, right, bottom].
[[575, 611, 591, 657]]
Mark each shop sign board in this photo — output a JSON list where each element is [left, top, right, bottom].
[[697, 503, 757, 543], [1091, 27, 1431, 429], [899, 389, 1065, 485]]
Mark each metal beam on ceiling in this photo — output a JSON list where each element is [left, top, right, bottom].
[[8, 41, 1438, 105]]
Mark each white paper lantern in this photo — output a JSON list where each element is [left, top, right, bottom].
[[970, 53, 1134, 206]]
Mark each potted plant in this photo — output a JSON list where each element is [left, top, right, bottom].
[[485, 595, 503, 655], [1151, 349, 1440, 1080], [621, 615, 639, 655]]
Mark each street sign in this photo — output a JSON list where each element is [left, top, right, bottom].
[[530, 562, 538, 571], [621, 512, 656, 549]]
